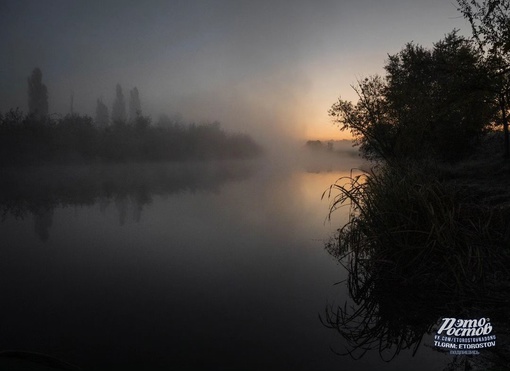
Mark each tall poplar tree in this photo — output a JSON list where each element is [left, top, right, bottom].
[[27, 67, 49, 119], [111, 84, 126, 123], [129, 87, 141, 123], [95, 98, 109, 128]]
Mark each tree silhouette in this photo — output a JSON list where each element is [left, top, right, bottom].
[[457, 0, 510, 158], [27, 68, 48, 119], [385, 31, 495, 159], [95, 98, 109, 128], [0, 110, 261, 164], [111, 84, 126, 123], [329, 32, 496, 161], [129, 87, 141, 123]]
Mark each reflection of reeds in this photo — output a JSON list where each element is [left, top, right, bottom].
[[0, 350, 81, 371], [321, 162, 510, 363]]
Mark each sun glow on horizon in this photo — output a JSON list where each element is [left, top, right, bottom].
[[301, 114, 354, 142]]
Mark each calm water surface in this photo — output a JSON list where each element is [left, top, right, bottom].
[[0, 156, 450, 370]]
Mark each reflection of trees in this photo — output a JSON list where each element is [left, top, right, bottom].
[[33, 207, 53, 242], [114, 195, 128, 226], [0, 161, 256, 241]]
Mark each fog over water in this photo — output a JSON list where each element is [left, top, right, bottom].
[[0, 152, 452, 370]]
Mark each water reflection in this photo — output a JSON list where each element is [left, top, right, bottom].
[[0, 161, 257, 241], [33, 208, 53, 242], [323, 232, 510, 370], [0, 158, 358, 370]]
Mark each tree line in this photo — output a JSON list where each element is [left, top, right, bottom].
[[27, 67, 157, 126], [329, 0, 510, 162], [0, 69, 261, 165], [96, 83, 141, 126]]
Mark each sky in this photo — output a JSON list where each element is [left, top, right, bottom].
[[0, 0, 468, 144]]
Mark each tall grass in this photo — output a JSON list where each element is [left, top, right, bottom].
[[324, 163, 501, 294], [321, 162, 509, 360]]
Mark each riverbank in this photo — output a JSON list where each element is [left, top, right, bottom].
[[438, 135, 510, 210], [326, 132, 510, 295], [323, 134, 510, 368]]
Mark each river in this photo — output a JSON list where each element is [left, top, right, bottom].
[[0, 154, 450, 370]]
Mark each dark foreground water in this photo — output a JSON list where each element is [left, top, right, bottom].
[[0, 156, 452, 370]]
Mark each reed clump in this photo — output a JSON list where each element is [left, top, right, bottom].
[[324, 162, 506, 296], [322, 161, 510, 361]]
